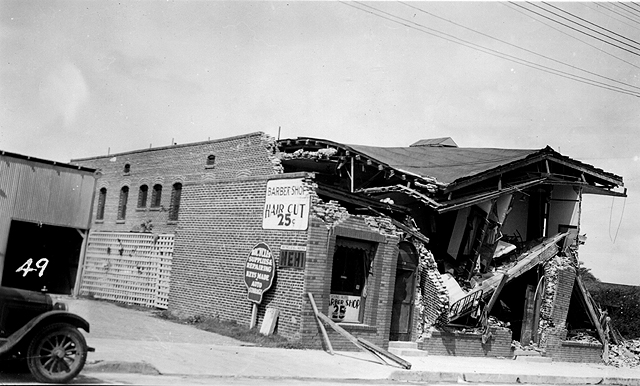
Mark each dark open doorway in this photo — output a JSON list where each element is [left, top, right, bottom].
[[2, 220, 83, 294]]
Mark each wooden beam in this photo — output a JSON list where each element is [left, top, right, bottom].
[[307, 293, 334, 355], [574, 277, 608, 358], [315, 305, 387, 365], [357, 338, 412, 369]]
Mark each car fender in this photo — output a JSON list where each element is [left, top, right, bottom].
[[0, 311, 90, 356]]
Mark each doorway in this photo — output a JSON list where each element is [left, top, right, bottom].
[[2, 220, 83, 294], [390, 241, 419, 341]]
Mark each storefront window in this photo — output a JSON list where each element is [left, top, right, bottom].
[[329, 237, 376, 323]]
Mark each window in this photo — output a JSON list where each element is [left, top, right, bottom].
[[151, 184, 162, 208], [96, 188, 107, 220], [138, 185, 148, 208], [123, 163, 131, 174], [206, 154, 216, 168], [117, 186, 129, 220], [329, 238, 376, 323], [168, 183, 182, 221]]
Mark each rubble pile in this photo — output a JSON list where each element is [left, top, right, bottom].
[[312, 200, 349, 224], [567, 332, 599, 344], [606, 340, 640, 368], [417, 247, 449, 340], [511, 340, 545, 354], [538, 253, 575, 346], [279, 147, 338, 161], [363, 216, 403, 238]]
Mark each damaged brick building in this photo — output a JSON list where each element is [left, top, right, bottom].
[[72, 132, 625, 362]]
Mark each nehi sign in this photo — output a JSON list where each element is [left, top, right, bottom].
[[244, 242, 275, 304]]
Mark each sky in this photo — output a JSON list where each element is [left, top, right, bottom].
[[1, 1, 638, 285]]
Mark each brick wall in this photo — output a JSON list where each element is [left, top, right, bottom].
[[418, 328, 513, 357], [301, 213, 399, 350], [72, 132, 279, 234], [170, 173, 310, 340], [548, 341, 603, 363]]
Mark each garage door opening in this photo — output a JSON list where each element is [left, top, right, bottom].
[[2, 220, 84, 294]]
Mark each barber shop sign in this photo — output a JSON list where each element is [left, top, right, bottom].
[[262, 178, 310, 231]]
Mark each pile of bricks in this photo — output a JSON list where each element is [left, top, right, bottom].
[[416, 245, 450, 339], [606, 340, 640, 367], [538, 253, 575, 346], [279, 147, 338, 160], [312, 199, 349, 224]]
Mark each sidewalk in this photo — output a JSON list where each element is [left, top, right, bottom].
[[58, 296, 640, 385]]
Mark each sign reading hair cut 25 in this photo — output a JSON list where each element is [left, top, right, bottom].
[[262, 178, 310, 230]]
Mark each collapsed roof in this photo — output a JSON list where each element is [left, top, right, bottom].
[[277, 137, 626, 213]]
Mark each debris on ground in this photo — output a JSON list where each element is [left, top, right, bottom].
[[606, 339, 640, 368], [567, 331, 600, 344], [511, 340, 545, 353]]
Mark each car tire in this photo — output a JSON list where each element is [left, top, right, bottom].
[[26, 323, 88, 384]]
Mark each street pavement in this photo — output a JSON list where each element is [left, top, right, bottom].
[[53, 295, 640, 385]]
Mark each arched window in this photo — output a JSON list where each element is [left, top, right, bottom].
[[117, 186, 129, 220], [138, 185, 148, 208], [169, 183, 182, 221], [123, 163, 131, 174], [151, 184, 162, 208], [206, 154, 216, 168], [97, 188, 107, 220]]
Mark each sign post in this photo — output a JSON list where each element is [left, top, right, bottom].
[[244, 242, 275, 328]]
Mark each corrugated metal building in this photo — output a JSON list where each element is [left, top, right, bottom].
[[0, 150, 97, 294]]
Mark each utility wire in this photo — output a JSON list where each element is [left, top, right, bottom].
[[619, 2, 640, 18], [505, 3, 640, 71], [343, 2, 640, 98], [400, 1, 640, 92], [523, 2, 640, 55], [542, 2, 640, 49], [602, 3, 640, 27], [583, 3, 640, 34]]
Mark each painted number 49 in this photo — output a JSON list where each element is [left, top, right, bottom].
[[15, 258, 49, 277]]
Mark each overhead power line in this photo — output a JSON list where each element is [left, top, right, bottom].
[[512, 2, 640, 58], [400, 1, 640, 92], [583, 3, 640, 34], [542, 2, 640, 50], [505, 3, 640, 71], [342, 2, 640, 98], [532, 2, 640, 53], [600, 3, 640, 27]]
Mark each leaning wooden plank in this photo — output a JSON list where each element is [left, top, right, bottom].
[[574, 276, 608, 360], [357, 338, 412, 370], [315, 310, 387, 365], [307, 293, 334, 355]]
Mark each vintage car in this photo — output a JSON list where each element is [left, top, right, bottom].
[[0, 286, 92, 383]]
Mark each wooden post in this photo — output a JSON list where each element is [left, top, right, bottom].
[[308, 293, 334, 355], [250, 303, 258, 329]]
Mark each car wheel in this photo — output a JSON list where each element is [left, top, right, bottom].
[[26, 323, 88, 384]]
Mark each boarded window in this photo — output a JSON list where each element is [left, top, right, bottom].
[[138, 185, 148, 208], [117, 186, 129, 220], [151, 184, 162, 208], [168, 183, 182, 221], [97, 188, 107, 220]]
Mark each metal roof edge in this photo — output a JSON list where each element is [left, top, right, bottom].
[[0, 150, 97, 173]]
